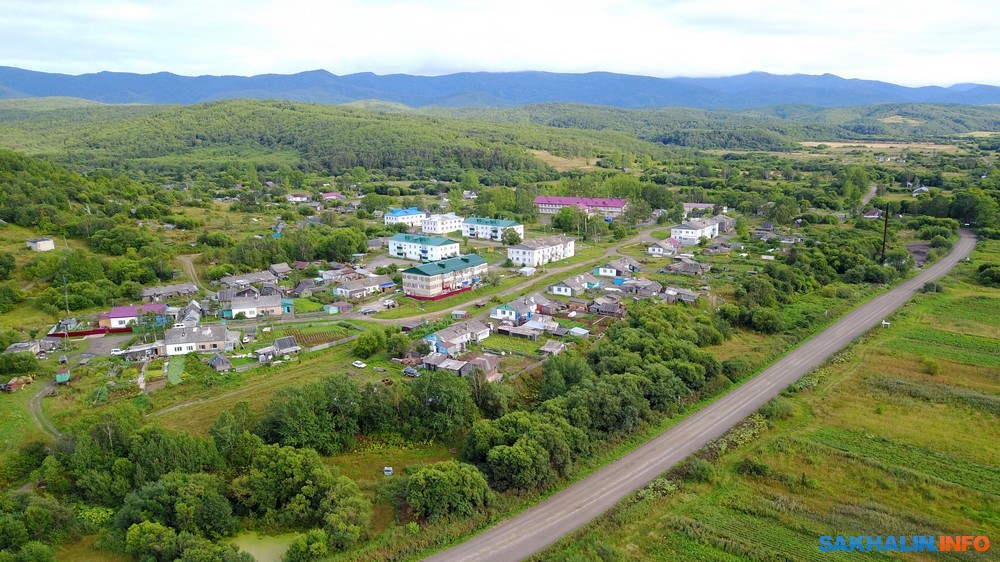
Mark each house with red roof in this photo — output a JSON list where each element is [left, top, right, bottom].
[[533, 196, 629, 218], [97, 304, 168, 329]]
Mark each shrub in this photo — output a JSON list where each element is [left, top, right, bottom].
[[736, 458, 771, 478], [760, 398, 794, 420], [920, 356, 941, 376], [687, 459, 716, 483]]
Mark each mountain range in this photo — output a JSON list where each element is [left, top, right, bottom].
[[2, 67, 999, 109]]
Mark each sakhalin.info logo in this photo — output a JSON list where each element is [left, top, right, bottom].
[[819, 535, 991, 553]]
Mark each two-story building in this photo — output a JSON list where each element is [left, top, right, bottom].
[[532, 196, 629, 218], [384, 207, 427, 228], [670, 219, 720, 245], [402, 255, 489, 299], [462, 217, 524, 241], [387, 233, 461, 262], [422, 213, 465, 235], [507, 235, 575, 267]]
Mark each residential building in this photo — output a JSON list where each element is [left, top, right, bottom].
[[227, 295, 283, 319], [98, 304, 168, 329], [334, 275, 395, 299], [207, 354, 232, 372], [864, 208, 883, 220], [667, 258, 712, 275], [286, 193, 311, 203], [490, 297, 538, 325], [682, 202, 717, 217], [26, 237, 55, 252], [532, 196, 629, 218], [539, 340, 567, 356], [462, 217, 524, 241], [401, 255, 489, 299], [321, 192, 346, 201], [269, 263, 293, 278], [646, 238, 681, 257], [670, 219, 720, 245], [423, 320, 491, 356], [142, 283, 198, 303], [622, 278, 663, 298], [164, 326, 228, 356], [589, 296, 626, 318], [548, 273, 603, 297], [593, 257, 641, 278], [507, 235, 575, 267], [388, 233, 461, 262], [710, 215, 737, 233], [463, 353, 501, 381], [422, 213, 465, 234], [218, 270, 278, 288], [384, 207, 427, 228]]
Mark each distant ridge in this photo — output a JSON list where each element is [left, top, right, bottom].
[[1, 67, 999, 109]]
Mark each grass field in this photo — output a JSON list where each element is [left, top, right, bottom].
[[166, 356, 184, 385], [0, 388, 44, 454], [534, 240, 1000, 561]]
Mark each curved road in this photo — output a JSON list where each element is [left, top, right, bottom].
[[427, 230, 977, 562]]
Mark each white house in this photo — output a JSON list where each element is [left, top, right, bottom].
[[229, 294, 283, 319], [422, 213, 465, 234], [388, 233, 460, 262], [548, 273, 603, 297], [164, 326, 228, 356], [286, 193, 311, 203], [423, 320, 491, 356], [507, 235, 575, 267], [334, 275, 395, 299], [384, 208, 427, 228], [670, 219, 719, 245], [646, 238, 681, 257], [462, 217, 524, 241], [26, 237, 55, 252]]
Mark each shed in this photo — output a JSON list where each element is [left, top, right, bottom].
[[539, 340, 567, 356], [207, 353, 232, 372]]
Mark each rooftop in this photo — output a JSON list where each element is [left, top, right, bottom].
[[107, 304, 166, 318], [403, 255, 488, 277], [387, 207, 425, 217], [533, 196, 628, 208], [389, 233, 459, 247], [464, 216, 521, 227]]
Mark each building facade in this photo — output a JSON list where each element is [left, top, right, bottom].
[[387, 233, 460, 262], [26, 237, 55, 252], [402, 255, 489, 298], [462, 217, 524, 241], [507, 235, 575, 267], [532, 196, 629, 218], [164, 326, 228, 356], [670, 219, 720, 245], [422, 213, 465, 234], [384, 207, 427, 228]]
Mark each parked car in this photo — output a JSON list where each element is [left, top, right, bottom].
[[403, 367, 420, 377], [110, 348, 124, 356], [352, 360, 367, 368]]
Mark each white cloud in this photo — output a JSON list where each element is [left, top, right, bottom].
[[0, 0, 997, 86]]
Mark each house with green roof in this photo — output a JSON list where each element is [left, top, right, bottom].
[[462, 216, 524, 241], [388, 233, 460, 261], [401, 255, 489, 299]]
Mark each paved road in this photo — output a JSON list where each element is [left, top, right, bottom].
[[427, 230, 977, 562]]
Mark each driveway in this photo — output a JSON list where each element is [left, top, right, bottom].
[[84, 334, 133, 357]]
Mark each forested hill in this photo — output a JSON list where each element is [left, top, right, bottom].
[[0, 99, 668, 180], [2, 66, 1000, 108]]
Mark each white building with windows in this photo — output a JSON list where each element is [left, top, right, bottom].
[[462, 217, 524, 241], [164, 326, 229, 356], [670, 219, 720, 245], [507, 235, 575, 267], [388, 233, 461, 262], [384, 207, 427, 228], [422, 213, 465, 234]]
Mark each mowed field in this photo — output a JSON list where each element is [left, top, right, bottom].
[[535, 241, 1000, 561]]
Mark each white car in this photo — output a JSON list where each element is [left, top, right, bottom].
[[352, 360, 367, 368], [110, 348, 124, 356]]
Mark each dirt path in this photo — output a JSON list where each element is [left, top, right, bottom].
[[862, 183, 879, 205], [176, 254, 205, 290], [28, 382, 62, 441]]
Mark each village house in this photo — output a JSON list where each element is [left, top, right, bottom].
[[490, 297, 538, 326], [681, 202, 717, 218], [421, 213, 465, 235], [98, 304, 168, 329], [286, 193, 311, 203], [532, 196, 629, 218], [384, 207, 427, 228], [646, 238, 681, 257], [164, 326, 228, 356], [507, 235, 575, 267], [709, 215, 737, 233], [320, 192, 346, 201], [864, 208, 883, 220], [589, 296, 626, 318], [423, 320, 491, 356], [622, 278, 663, 298], [387, 233, 461, 262], [207, 353, 232, 372], [268, 262, 293, 278], [322, 301, 354, 315], [226, 294, 283, 319], [667, 258, 712, 275], [26, 237, 55, 252], [334, 275, 395, 299], [539, 340, 567, 356], [548, 273, 603, 297], [142, 282, 198, 303], [566, 298, 590, 313], [401, 255, 488, 299], [218, 270, 278, 288], [594, 256, 641, 279], [663, 287, 701, 304]]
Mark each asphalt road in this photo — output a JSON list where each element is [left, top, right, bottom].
[[426, 229, 977, 562]]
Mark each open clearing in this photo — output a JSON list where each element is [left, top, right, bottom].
[[799, 140, 958, 151], [528, 149, 599, 172]]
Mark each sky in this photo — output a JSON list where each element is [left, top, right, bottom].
[[2, 0, 999, 86]]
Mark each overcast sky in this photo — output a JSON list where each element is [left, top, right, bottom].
[[2, 0, 998, 86]]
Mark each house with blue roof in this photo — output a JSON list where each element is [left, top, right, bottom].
[[384, 207, 427, 228]]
